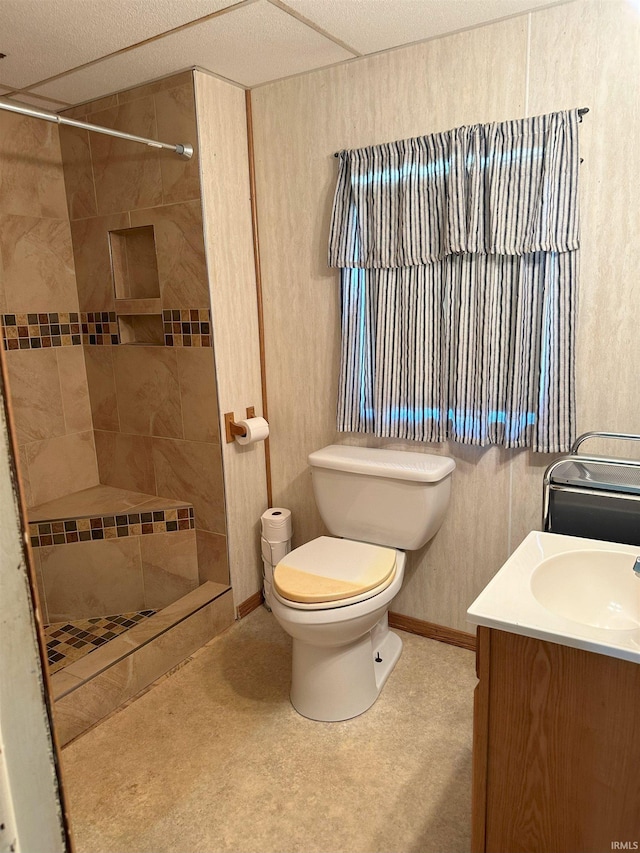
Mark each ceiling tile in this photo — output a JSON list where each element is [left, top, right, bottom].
[[0, 0, 243, 89], [29, 0, 355, 103], [280, 0, 570, 55]]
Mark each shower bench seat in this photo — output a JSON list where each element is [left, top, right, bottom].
[[28, 483, 199, 624], [28, 484, 234, 745]]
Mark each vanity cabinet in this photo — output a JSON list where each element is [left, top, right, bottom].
[[472, 626, 640, 853]]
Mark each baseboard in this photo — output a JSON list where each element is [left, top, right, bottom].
[[388, 612, 476, 652], [237, 589, 264, 619]]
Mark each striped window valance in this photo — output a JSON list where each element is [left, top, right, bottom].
[[329, 110, 580, 453]]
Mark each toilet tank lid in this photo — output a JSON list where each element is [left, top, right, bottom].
[[308, 445, 455, 482]]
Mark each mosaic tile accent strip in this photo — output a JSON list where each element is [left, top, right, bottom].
[[82, 311, 120, 345], [2, 312, 83, 350], [163, 309, 211, 347], [45, 610, 156, 674], [2, 309, 212, 348], [1, 311, 119, 349], [30, 506, 195, 548]]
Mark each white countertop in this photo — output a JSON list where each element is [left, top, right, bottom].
[[467, 531, 640, 664]]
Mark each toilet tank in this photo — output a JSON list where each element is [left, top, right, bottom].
[[308, 445, 455, 551]]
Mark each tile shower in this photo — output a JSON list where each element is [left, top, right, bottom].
[[0, 71, 234, 741]]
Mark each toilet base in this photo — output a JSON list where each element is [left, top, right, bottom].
[[290, 618, 403, 722]]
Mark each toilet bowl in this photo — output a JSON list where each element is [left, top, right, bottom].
[[272, 537, 405, 722], [270, 445, 455, 722]]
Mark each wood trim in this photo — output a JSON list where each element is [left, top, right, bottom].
[[388, 612, 477, 651], [244, 89, 273, 508], [237, 589, 264, 619]]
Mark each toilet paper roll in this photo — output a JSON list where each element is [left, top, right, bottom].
[[235, 416, 269, 446], [261, 536, 290, 565], [261, 507, 292, 541]]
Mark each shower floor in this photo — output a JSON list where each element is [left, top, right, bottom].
[[45, 610, 157, 674]]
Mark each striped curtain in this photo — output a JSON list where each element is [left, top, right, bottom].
[[328, 111, 580, 453]]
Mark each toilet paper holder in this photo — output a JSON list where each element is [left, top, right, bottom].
[[224, 407, 255, 443]]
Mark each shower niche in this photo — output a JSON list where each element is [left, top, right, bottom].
[[109, 224, 163, 345]]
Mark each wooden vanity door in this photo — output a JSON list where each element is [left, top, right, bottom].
[[472, 626, 640, 853]]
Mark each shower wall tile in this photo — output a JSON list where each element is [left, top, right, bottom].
[[176, 347, 220, 443], [117, 72, 194, 105], [155, 84, 200, 205], [40, 537, 144, 622], [196, 529, 229, 586], [84, 346, 120, 431], [130, 201, 210, 309], [0, 110, 68, 220], [56, 346, 93, 434], [58, 125, 97, 221], [16, 444, 33, 507], [29, 546, 48, 626], [112, 345, 183, 439], [61, 94, 119, 120], [25, 430, 99, 506], [52, 73, 228, 598], [152, 437, 226, 535], [70, 212, 129, 312], [0, 268, 5, 317], [89, 97, 163, 215], [0, 214, 78, 313], [94, 430, 156, 495], [4, 349, 66, 444], [140, 529, 199, 610]]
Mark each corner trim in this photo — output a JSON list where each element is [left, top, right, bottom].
[[237, 589, 264, 619], [388, 612, 476, 652], [244, 89, 273, 508]]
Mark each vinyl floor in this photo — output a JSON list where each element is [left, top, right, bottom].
[[61, 606, 477, 853]]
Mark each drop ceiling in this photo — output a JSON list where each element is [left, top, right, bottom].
[[0, 0, 570, 109]]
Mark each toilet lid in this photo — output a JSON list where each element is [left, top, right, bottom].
[[273, 536, 397, 604]]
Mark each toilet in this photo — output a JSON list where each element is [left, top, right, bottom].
[[269, 444, 455, 721]]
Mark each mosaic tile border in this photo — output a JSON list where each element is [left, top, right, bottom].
[[30, 506, 195, 548], [2, 309, 212, 349], [163, 309, 211, 347], [2, 312, 85, 350], [45, 610, 157, 674]]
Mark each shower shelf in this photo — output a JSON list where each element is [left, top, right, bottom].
[[117, 312, 164, 345], [115, 298, 162, 315]]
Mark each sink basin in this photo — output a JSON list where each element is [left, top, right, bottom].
[[531, 550, 640, 631], [467, 532, 640, 664]]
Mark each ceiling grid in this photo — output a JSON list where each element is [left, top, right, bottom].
[[0, 0, 572, 108]]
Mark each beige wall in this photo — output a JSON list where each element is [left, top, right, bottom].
[[250, 0, 640, 630], [59, 72, 229, 587], [194, 71, 269, 609], [0, 110, 98, 507]]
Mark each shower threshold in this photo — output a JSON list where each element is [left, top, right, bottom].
[[48, 581, 234, 745]]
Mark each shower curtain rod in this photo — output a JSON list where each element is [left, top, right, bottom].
[[332, 107, 590, 157], [0, 96, 193, 159]]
